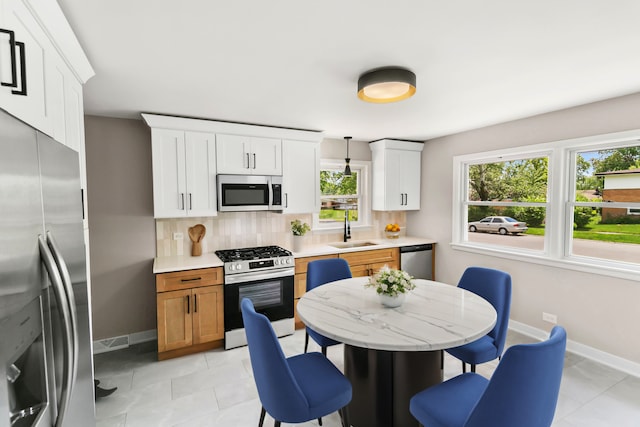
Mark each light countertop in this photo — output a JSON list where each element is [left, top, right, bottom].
[[153, 236, 436, 274], [291, 236, 436, 258]]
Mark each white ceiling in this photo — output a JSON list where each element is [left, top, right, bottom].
[[57, 0, 640, 141]]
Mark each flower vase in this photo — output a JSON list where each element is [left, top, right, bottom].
[[292, 235, 305, 252], [378, 292, 406, 308]]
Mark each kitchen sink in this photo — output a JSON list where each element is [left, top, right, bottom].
[[329, 241, 379, 249]]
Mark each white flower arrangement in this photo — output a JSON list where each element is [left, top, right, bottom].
[[365, 265, 416, 297]]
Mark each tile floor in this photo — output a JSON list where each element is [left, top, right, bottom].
[[94, 330, 640, 427]]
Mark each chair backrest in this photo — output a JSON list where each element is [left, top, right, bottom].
[[458, 267, 512, 355], [307, 258, 352, 292], [241, 298, 309, 421], [465, 326, 567, 427]]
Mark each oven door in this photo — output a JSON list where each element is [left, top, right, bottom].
[[224, 268, 294, 332]]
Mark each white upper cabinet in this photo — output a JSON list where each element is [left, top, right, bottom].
[[216, 134, 282, 175], [150, 128, 217, 218], [282, 139, 320, 214], [0, 0, 94, 149], [370, 139, 424, 211], [142, 113, 323, 217]]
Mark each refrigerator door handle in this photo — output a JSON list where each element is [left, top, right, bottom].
[[46, 232, 79, 385], [39, 235, 74, 427]]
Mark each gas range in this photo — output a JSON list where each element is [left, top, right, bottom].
[[215, 245, 294, 276]]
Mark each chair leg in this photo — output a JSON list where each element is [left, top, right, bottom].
[[273, 421, 281, 427], [318, 417, 323, 425], [259, 407, 266, 427], [322, 346, 327, 356], [339, 406, 350, 427], [462, 361, 466, 373], [304, 332, 309, 353], [440, 350, 444, 370], [471, 363, 476, 373]]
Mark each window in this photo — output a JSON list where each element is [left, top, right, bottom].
[[453, 130, 640, 280], [313, 159, 370, 230], [463, 154, 549, 252]]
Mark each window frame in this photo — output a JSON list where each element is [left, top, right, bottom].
[[452, 129, 640, 282], [313, 158, 371, 232]]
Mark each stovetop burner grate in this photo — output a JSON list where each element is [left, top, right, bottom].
[[215, 245, 292, 262]]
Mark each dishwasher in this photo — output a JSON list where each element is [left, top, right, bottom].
[[400, 244, 434, 280]]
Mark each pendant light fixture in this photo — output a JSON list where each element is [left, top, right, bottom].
[[343, 136, 352, 176], [357, 67, 416, 103]]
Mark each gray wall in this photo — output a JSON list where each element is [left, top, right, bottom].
[[85, 116, 156, 340], [409, 92, 640, 364]]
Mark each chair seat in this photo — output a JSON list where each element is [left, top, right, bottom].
[[410, 373, 488, 427], [307, 326, 340, 349], [446, 335, 497, 365], [287, 352, 352, 422]]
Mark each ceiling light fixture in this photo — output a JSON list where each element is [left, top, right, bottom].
[[343, 136, 352, 176], [357, 67, 416, 103]]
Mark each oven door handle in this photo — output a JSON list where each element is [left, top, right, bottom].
[[224, 267, 295, 285]]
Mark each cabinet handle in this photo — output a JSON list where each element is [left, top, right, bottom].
[[0, 29, 17, 89], [186, 295, 190, 314], [179, 193, 185, 210], [180, 277, 202, 282], [188, 193, 192, 210], [252, 153, 256, 169], [284, 193, 288, 208], [194, 294, 197, 313], [246, 153, 250, 169], [12, 41, 26, 96]]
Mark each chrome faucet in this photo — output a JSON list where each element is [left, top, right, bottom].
[[344, 208, 351, 242]]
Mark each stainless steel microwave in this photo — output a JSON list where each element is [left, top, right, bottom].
[[217, 175, 283, 212]]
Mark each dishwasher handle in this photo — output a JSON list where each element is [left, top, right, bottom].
[[400, 244, 433, 253]]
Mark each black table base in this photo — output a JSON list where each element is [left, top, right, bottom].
[[343, 345, 443, 427]]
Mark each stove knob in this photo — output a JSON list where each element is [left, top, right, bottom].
[[228, 264, 235, 271], [236, 263, 243, 270], [286, 258, 292, 264], [274, 259, 280, 265]]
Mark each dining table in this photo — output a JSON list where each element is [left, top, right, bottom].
[[296, 276, 497, 427]]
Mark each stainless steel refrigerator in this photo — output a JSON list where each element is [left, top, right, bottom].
[[0, 108, 95, 426]]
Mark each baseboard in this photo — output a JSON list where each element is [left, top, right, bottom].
[[93, 329, 157, 355], [509, 320, 640, 378]]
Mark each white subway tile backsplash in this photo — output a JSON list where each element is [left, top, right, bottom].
[[155, 211, 406, 258]]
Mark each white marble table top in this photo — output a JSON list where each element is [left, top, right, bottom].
[[297, 277, 497, 352]]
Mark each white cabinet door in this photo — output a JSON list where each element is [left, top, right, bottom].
[[371, 139, 424, 211], [184, 131, 217, 217], [251, 136, 282, 175], [282, 139, 319, 214], [151, 129, 217, 218], [385, 149, 422, 210], [0, 0, 52, 134], [151, 129, 187, 218], [216, 133, 282, 175], [400, 150, 421, 210], [216, 134, 251, 174]]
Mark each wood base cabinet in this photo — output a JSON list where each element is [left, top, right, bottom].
[[339, 247, 399, 277], [293, 254, 338, 329], [156, 267, 224, 360]]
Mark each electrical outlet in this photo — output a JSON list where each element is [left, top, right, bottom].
[[173, 232, 183, 240], [542, 312, 557, 324]]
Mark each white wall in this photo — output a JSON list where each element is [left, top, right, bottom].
[[408, 92, 640, 364]]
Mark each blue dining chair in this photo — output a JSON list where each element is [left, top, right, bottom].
[[304, 258, 352, 355], [446, 267, 512, 373], [241, 298, 352, 427], [411, 326, 567, 427]]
